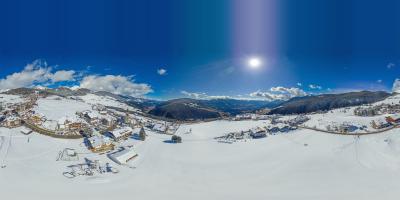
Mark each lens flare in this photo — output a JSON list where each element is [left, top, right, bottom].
[[248, 57, 262, 68]]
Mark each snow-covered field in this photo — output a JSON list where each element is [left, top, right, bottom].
[[33, 96, 92, 121], [0, 94, 25, 104], [79, 94, 139, 111], [1, 119, 400, 200]]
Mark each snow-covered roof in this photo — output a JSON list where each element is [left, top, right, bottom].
[[110, 126, 133, 138], [88, 135, 112, 148], [108, 148, 138, 165], [85, 111, 100, 119], [372, 118, 389, 124], [153, 123, 167, 132], [20, 127, 32, 134], [389, 113, 400, 119], [5, 115, 20, 121]]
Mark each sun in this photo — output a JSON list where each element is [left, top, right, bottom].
[[248, 57, 262, 69]]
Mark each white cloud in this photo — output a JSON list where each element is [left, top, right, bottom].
[[157, 68, 167, 75], [387, 63, 396, 69], [0, 60, 76, 90], [249, 91, 290, 101], [270, 86, 307, 97], [297, 82, 302, 87], [392, 79, 400, 93], [377, 79, 383, 83], [181, 91, 230, 100], [309, 84, 322, 90], [51, 70, 75, 82], [79, 75, 152, 97], [250, 86, 307, 101]]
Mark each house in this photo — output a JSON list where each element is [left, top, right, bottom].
[[338, 124, 358, 133], [87, 135, 114, 152], [2, 116, 22, 128], [386, 114, 400, 124], [108, 127, 133, 141], [30, 114, 46, 125], [108, 148, 138, 165], [287, 115, 310, 126], [371, 118, 391, 129], [249, 127, 267, 139], [234, 114, 252, 121], [83, 111, 100, 124], [57, 116, 85, 131], [20, 127, 33, 135], [267, 123, 295, 134], [68, 122, 85, 131], [153, 123, 167, 133], [92, 104, 106, 111]]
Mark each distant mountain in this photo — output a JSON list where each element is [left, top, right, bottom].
[[48, 87, 91, 96], [268, 91, 391, 115], [4, 87, 390, 119], [148, 98, 224, 120], [93, 91, 161, 111], [3, 87, 39, 95], [148, 98, 281, 120], [201, 98, 282, 115]]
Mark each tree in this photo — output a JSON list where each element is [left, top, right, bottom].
[[171, 135, 182, 143], [139, 127, 146, 141]]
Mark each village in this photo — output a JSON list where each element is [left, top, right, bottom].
[[2, 91, 400, 180], [0, 92, 185, 175]]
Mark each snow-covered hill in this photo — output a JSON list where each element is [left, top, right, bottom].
[[1, 120, 400, 200], [1, 92, 400, 199]]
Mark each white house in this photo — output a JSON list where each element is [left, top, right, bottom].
[[87, 135, 114, 152], [20, 127, 33, 135], [2, 115, 21, 128], [152, 123, 167, 133], [109, 126, 133, 141], [108, 148, 138, 165]]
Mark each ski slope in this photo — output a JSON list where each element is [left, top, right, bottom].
[[1, 119, 400, 200]]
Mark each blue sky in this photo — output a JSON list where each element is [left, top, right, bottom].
[[0, 0, 399, 100]]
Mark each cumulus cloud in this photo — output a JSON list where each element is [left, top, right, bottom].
[[309, 84, 322, 90], [249, 91, 290, 101], [79, 75, 152, 97], [181, 91, 230, 100], [270, 86, 307, 97], [157, 68, 167, 75], [250, 86, 307, 101], [297, 82, 302, 87], [387, 63, 396, 69], [392, 79, 400, 93], [51, 70, 76, 82], [0, 60, 76, 90]]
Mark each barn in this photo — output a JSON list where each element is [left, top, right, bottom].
[[108, 148, 138, 165]]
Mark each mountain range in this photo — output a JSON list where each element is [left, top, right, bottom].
[[2, 87, 391, 121]]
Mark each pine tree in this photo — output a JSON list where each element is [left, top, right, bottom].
[[139, 127, 146, 141]]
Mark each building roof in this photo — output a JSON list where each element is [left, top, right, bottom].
[[88, 135, 112, 148], [110, 126, 133, 138], [373, 118, 389, 124], [153, 123, 167, 132], [108, 148, 138, 165]]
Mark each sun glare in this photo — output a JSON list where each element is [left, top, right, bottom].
[[248, 57, 262, 69]]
